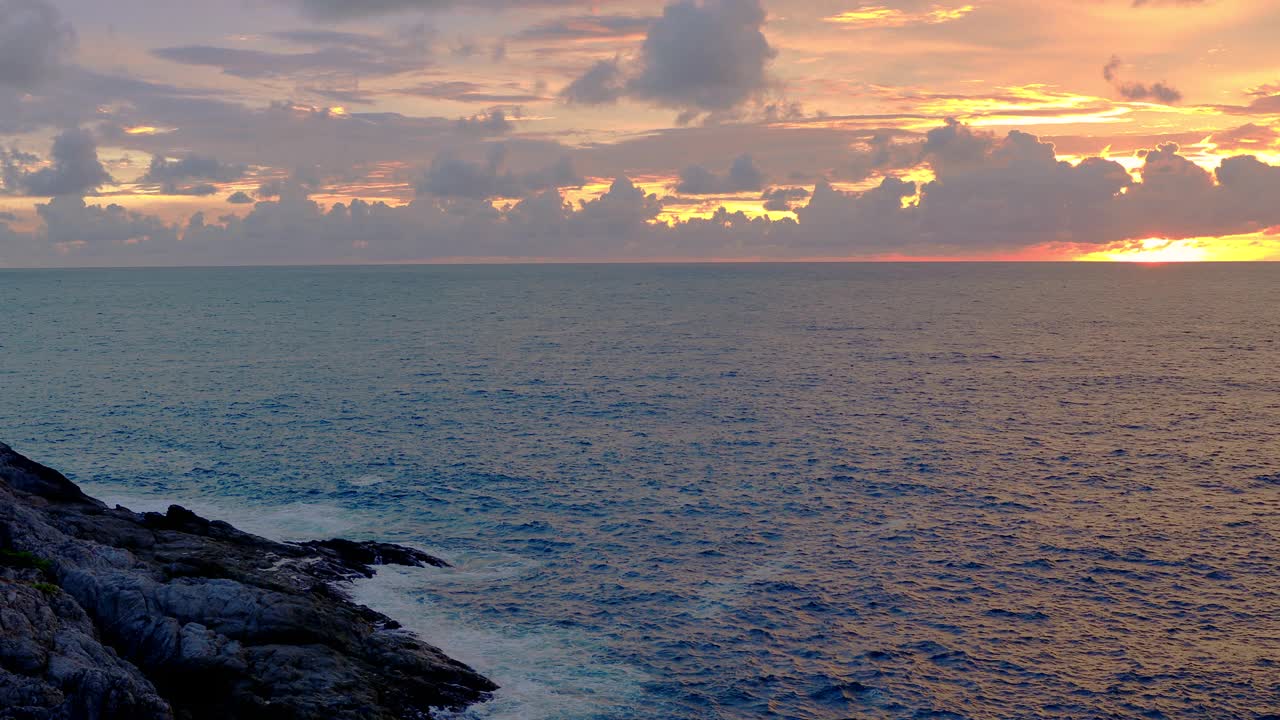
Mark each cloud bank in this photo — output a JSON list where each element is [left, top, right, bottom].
[[5, 121, 1280, 266]]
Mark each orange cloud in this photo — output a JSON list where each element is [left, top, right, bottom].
[[824, 4, 976, 29]]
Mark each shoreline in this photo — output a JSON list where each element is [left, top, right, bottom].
[[0, 441, 497, 720]]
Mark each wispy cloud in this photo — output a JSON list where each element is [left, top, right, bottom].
[[824, 4, 976, 29]]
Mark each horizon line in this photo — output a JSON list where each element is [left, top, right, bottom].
[[4, 258, 1279, 271]]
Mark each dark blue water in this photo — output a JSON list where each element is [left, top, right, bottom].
[[3, 264, 1279, 719]]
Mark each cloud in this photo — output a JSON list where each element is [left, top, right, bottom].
[[9, 121, 1280, 265], [0, 0, 75, 91], [141, 153, 248, 195], [415, 144, 580, 199], [151, 26, 432, 80], [562, 0, 776, 113], [1117, 80, 1182, 103], [761, 186, 808, 211], [1102, 55, 1122, 83], [675, 153, 764, 194], [849, 130, 927, 180], [455, 109, 515, 136], [920, 117, 991, 172], [36, 195, 177, 253], [823, 5, 976, 29], [20, 71, 561, 176], [290, 0, 581, 21], [1209, 123, 1280, 151], [514, 15, 654, 42], [397, 80, 547, 103], [629, 0, 776, 112], [912, 128, 1133, 249], [1102, 55, 1183, 104], [573, 176, 665, 233], [1223, 93, 1280, 115], [2, 128, 111, 197], [560, 58, 627, 105]]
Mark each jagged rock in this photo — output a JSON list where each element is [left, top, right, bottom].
[[299, 539, 451, 576], [0, 442, 496, 720]]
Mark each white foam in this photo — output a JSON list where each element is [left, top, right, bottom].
[[80, 486, 368, 540], [352, 564, 651, 720], [79, 484, 651, 719]]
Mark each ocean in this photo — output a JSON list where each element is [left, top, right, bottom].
[[2, 263, 1278, 719]]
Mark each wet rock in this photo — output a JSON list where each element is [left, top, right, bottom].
[[299, 538, 451, 576], [0, 442, 496, 720]]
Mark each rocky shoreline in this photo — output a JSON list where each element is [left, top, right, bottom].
[[0, 442, 496, 719]]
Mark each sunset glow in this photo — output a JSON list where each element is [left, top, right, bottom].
[[824, 5, 976, 29], [1076, 235, 1280, 263], [2, 0, 1280, 266]]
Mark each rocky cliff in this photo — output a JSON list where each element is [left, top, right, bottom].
[[0, 442, 496, 720]]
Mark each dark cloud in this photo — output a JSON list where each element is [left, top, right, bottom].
[[272, 29, 407, 51], [514, 15, 653, 41], [1102, 55, 1122, 83], [572, 176, 664, 234], [151, 46, 417, 80], [562, 0, 776, 114], [151, 26, 432, 80], [26, 72, 558, 175], [914, 129, 1133, 249], [675, 153, 764, 194], [920, 117, 991, 172], [301, 86, 380, 106], [789, 124, 1280, 253], [397, 80, 547, 103], [142, 153, 248, 189], [1222, 93, 1280, 115], [1102, 55, 1182, 104], [569, 120, 930, 184], [630, 0, 775, 111], [560, 59, 627, 105], [761, 186, 808, 211], [258, 167, 324, 201], [138, 151, 243, 194], [415, 144, 580, 199], [9, 120, 1280, 265], [1117, 80, 1182, 103], [290, 0, 581, 21], [171, 174, 663, 265], [1209, 123, 1280, 151], [0, 0, 75, 91], [36, 195, 177, 251], [456, 109, 515, 136], [168, 183, 220, 196], [2, 128, 111, 197], [848, 131, 925, 181], [0, 62, 565, 184]]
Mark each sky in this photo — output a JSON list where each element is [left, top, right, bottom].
[[2, 0, 1280, 266]]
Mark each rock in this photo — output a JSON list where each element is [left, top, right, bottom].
[[0, 576, 172, 720], [0, 442, 496, 720], [298, 539, 451, 576]]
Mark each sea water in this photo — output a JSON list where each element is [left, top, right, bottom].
[[2, 263, 1278, 719]]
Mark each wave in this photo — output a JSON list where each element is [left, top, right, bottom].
[[81, 482, 651, 720]]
